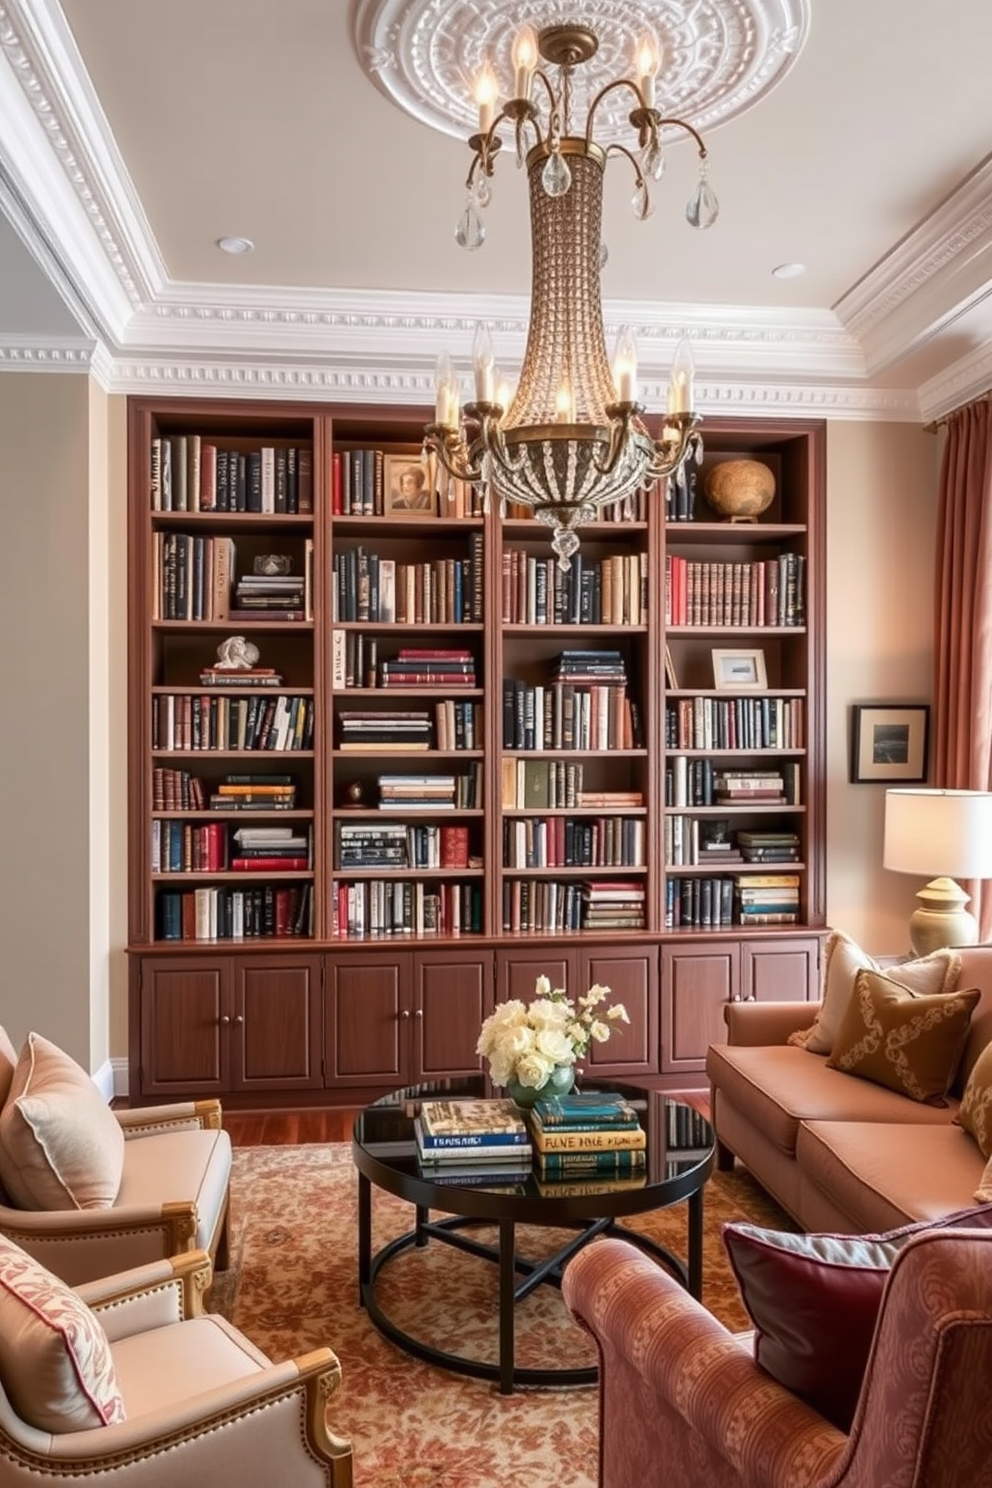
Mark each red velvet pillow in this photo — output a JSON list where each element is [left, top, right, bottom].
[[723, 1203, 992, 1432]]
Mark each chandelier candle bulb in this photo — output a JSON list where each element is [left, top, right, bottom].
[[472, 323, 495, 403], [475, 63, 498, 135], [613, 325, 639, 403], [556, 380, 576, 423], [434, 352, 457, 426], [635, 32, 660, 110], [512, 24, 538, 101], [668, 338, 695, 414]]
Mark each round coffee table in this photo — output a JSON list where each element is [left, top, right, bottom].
[[352, 1075, 714, 1393]]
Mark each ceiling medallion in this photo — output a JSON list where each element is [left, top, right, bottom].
[[353, 0, 810, 144]]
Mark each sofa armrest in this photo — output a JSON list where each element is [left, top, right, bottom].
[[116, 1099, 223, 1136], [722, 999, 816, 1046], [563, 1239, 846, 1488], [76, 1251, 211, 1340]]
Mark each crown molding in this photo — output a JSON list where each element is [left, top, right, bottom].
[[919, 336, 992, 422]]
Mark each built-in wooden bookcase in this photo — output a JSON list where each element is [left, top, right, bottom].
[[127, 399, 826, 1105]]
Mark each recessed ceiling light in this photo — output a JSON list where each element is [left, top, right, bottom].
[[217, 236, 254, 255], [772, 262, 806, 279]]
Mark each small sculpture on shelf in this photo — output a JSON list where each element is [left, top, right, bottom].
[[704, 459, 776, 522], [215, 635, 261, 670], [254, 554, 292, 576]]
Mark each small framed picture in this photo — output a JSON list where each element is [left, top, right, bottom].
[[850, 704, 930, 783], [711, 648, 767, 691], [384, 455, 437, 516]]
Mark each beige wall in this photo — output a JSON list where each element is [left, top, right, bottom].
[[824, 421, 940, 955], [0, 380, 942, 1076]]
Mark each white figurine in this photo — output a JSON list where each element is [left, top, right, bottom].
[[215, 635, 261, 670]]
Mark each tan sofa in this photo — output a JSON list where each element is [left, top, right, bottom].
[[706, 944, 992, 1233]]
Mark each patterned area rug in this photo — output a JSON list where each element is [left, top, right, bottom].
[[209, 1144, 791, 1488]]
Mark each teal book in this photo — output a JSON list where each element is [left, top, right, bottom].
[[533, 1091, 640, 1127], [537, 1148, 647, 1174]]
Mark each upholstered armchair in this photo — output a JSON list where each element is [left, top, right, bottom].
[[563, 1228, 992, 1488], [0, 1246, 352, 1488], [0, 1026, 231, 1286]]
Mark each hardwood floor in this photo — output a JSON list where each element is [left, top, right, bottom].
[[223, 1109, 362, 1147]]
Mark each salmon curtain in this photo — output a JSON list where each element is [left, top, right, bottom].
[[932, 395, 992, 939]]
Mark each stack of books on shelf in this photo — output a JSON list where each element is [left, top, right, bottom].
[[733, 872, 801, 925], [230, 569, 308, 621], [230, 826, 311, 871], [199, 664, 284, 687], [335, 820, 410, 869], [337, 710, 432, 750], [713, 769, 789, 805], [379, 649, 477, 688], [414, 1099, 533, 1182], [528, 1090, 647, 1180], [376, 770, 481, 809], [736, 829, 801, 863], [209, 775, 298, 810], [581, 880, 646, 930]]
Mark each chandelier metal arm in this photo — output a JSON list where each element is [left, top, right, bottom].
[[585, 78, 649, 145], [595, 403, 642, 476], [654, 116, 709, 160], [423, 422, 485, 486], [603, 141, 647, 191], [645, 414, 704, 480]]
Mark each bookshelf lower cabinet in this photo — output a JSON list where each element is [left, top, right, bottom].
[[660, 934, 822, 1076], [134, 953, 323, 1097], [494, 945, 659, 1078], [322, 949, 495, 1088]]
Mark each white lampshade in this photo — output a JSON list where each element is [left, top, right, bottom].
[[883, 789, 992, 878]]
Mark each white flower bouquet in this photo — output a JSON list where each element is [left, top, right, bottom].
[[476, 976, 630, 1092]]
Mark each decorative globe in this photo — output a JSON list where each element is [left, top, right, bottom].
[[704, 459, 776, 521]]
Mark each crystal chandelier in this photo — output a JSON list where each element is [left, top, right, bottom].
[[423, 21, 717, 566]]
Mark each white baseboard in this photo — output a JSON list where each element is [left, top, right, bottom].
[[92, 1058, 129, 1103]]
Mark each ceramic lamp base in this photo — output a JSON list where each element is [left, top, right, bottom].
[[908, 876, 979, 956]]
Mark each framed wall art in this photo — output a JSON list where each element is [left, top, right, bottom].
[[384, 455, 437, 516], [711, 648, 767, 691], [849, 703, 930, 784]]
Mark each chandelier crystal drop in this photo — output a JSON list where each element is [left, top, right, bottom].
[[423, 21, 717, 566]]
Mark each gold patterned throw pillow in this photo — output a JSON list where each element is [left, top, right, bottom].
[[788, 930, 961, 1057], [956, 1040, 992, 1158], [826, 970, 980, 1104]]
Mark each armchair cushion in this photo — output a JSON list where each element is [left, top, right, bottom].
[[0, 1033, 125, 1210], [0, 1234, 125, 1432], [826, 971, 980, 1104], [723, 1201, 992, 1431]]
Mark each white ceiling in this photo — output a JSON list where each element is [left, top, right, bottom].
[[2, 0, 992, 421]]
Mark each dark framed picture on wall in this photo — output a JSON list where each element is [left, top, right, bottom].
[[850, 704, 930, 783]]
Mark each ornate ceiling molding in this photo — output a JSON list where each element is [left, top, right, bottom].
[[354, 0, 809, 144]]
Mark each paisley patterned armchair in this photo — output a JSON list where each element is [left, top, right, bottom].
[[562, 1228, 992, 1488]]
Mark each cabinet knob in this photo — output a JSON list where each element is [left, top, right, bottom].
[[400, 1009, 411, 1019], [234, 1014, 244, 1024], [220, 1015, 231, 1024], [414, 1008, 424, 1018]]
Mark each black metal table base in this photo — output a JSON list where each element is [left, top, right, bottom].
[[357, 1176, 703, 1394]]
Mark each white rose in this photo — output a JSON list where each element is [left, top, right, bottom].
[[515, 1050, 554, 1088]]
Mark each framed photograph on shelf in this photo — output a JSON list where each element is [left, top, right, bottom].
[[711, 648, 767, 691], [384, 455, 437, 516], [850, 704, 930, 784]]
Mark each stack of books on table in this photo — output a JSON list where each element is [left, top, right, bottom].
[[528, 1091, 647, 1179], [414, 1098, 533, 1182]]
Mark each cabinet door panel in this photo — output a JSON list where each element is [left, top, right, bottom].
[[233, 956, 323, 1091], [579, 948, 659, 1076], [496, 951, 577, 1004], [413, 951, 495, 1080], [661, 943, 739, 1073], [324, 957, 406, 1086], [741, 937, 821, 1002], [137, 959, 229, 1096]]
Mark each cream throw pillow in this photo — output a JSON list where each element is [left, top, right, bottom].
[[788, 930, 961, 1056], [0, 1033, 125, 1210], [0, 1234, 125, 1431]]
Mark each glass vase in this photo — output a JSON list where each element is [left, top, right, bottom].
[[505, 1064, 575, 1109]]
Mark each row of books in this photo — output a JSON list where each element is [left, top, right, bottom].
[[331, 879, 483, 938], [501, 879, 646, 935], [156, 534, 313, 624], [152, 694, 315, 753], [665, 695, 805, 751], [150, 437, 314, 514], [152, 772, 302, 813], [334, 821, 472, 870], [152, 822, 312, 874], [336, 710, 431, 751], [332, 539, 484, 624], [332, 638, 480, 692], [376, 767, 483, 810], [502, 815, 646, 870], [330, 450, 484, 518], [499, 759, 605, 811], [666, 762, 802, 809], [500, 548, 648, 627], [157, 883, 313, 940], [665, 553, 806, 629], [501, 681, 643, 752], [665, 872, 802, 929], [666, 816, 801, 867], [664, 467, 699, 523]]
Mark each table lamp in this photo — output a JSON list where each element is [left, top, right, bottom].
[[883, 788, 992, 955]]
